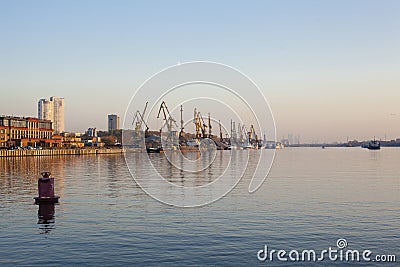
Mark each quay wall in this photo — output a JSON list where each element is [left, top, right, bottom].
[[0, 148, 124, 157]]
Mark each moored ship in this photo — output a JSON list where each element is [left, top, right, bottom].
[[362, 138, 380, 150]]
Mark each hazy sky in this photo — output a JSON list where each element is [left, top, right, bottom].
[[1, 1, 399, 143]]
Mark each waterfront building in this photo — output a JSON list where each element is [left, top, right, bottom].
[[81, 134, 104, 147], [108, 114, 120, 132], [87, 127, 97, 137], [61, 132, 84, 148], [0, 116, 53, 148], [38, 96, 65, 134]]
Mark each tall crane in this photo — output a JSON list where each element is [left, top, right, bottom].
[[132, 102, 149, 134], [219, 120, 223, 142], [157, 101, 178, 132], [193, 108, 208, 139], [208, 113, 212, 138], [194, 108, 201, 139], [179, 105, 184, 137], [199, 112, 208, 138], [248, 125, 259, 147]]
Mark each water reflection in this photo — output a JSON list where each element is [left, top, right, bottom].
[[37, 203, 55, 224], [38, 225, 55, 235], [36, 202, 57, 234]]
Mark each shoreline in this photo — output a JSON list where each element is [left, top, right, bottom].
[[0, 148, 124, 157], [2, 145, 399, 157]]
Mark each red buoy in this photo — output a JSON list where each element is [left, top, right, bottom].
[[34, 172, 60, 204]]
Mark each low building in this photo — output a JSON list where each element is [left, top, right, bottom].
[[0, 116, 53, 148], [82, 136, 104, 147], [61, 132, 85, 148]]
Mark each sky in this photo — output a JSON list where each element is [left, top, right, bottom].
[[0, 0, 399, 143]]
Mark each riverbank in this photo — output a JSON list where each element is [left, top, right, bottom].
[[0, 148, 123, 157]]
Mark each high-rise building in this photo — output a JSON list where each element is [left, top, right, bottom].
[[38, 96, 65, 134], [108, 114, 120, 132], [51, 97, 65, 134], [38, 99, 53, 121]]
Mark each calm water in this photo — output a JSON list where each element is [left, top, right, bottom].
[[0, 148, 399, 266]]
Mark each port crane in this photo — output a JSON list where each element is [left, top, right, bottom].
[[219, 120, 223, 142], [157, 101, 178, 132], [193, 108, 200, 139], [248, 125, 259, 147], [193, 108, 208, 139], [241, 124, 254, 148], [208, 113, 212, 138], [132, 102, 149, 135], [179, 105, 184, 138]]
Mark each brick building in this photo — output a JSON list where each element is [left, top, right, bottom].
[[0, 116, 54, 148]]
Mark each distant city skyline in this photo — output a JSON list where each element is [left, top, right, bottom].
[[0, 1, 399, 143]]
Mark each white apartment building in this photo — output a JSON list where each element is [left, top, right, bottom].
[[38, 96, 65, 134]]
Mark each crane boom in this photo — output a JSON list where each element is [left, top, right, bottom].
[[198, 112, 208, 138], [142, 102, 148, 118]]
